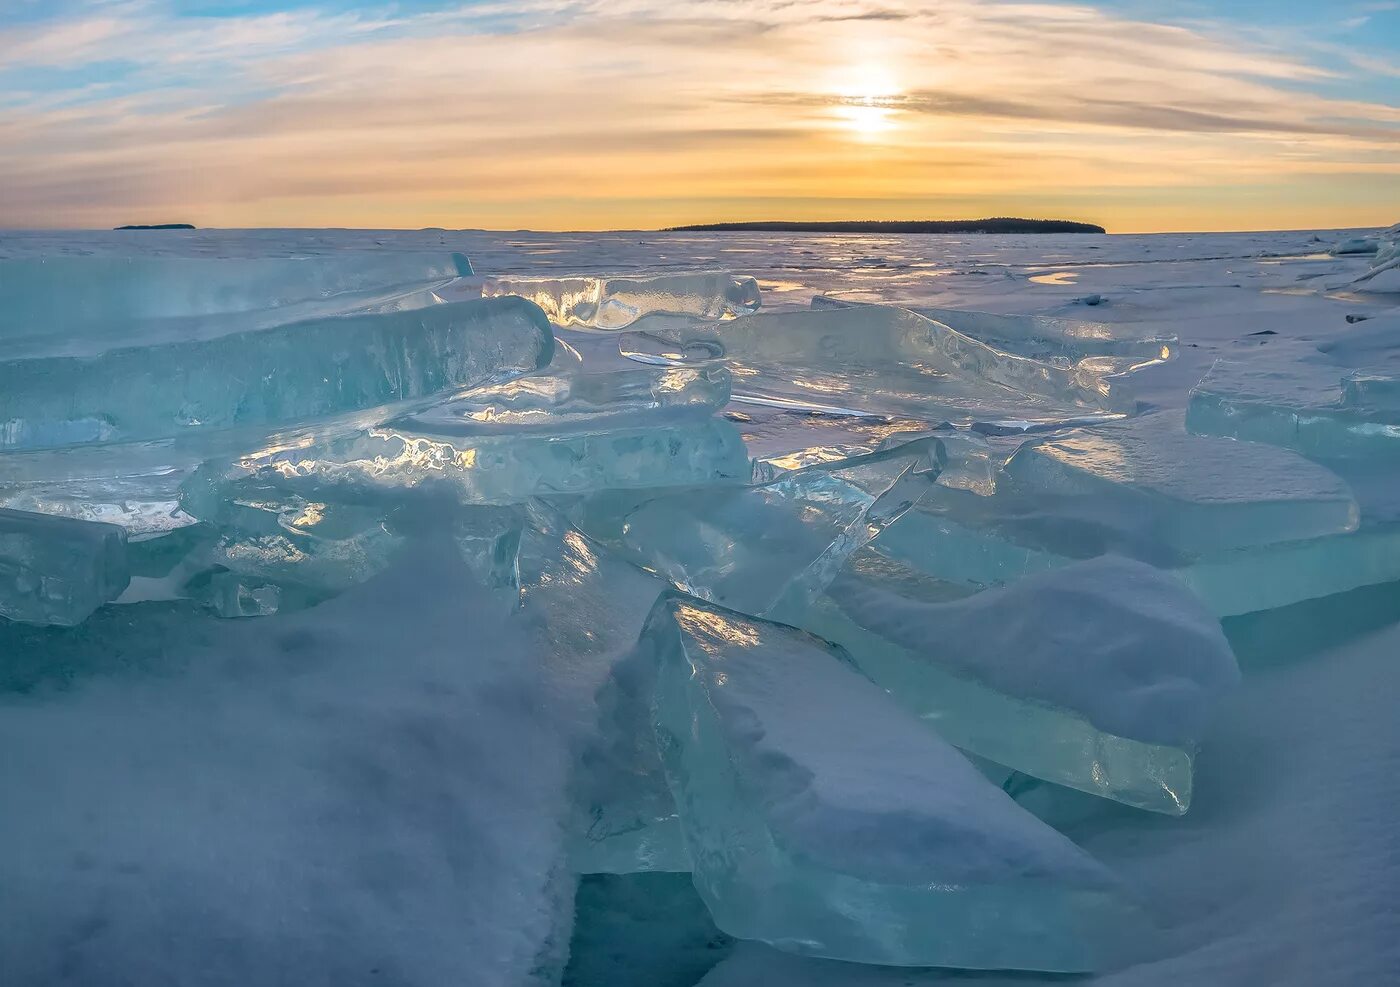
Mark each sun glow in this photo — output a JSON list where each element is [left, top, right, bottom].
[[829, 63, 903, 138]]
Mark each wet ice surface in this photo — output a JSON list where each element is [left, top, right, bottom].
[[2, 226, 1399, 986]]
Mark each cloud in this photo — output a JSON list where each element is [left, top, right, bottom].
[[0, 0, 1397, 230]]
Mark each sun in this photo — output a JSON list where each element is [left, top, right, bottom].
[[829, 64, 902, 138]]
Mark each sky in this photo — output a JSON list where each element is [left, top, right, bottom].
[[0, 0, 1397, 232]]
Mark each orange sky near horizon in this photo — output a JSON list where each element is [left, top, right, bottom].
[[1, 0, 1397, 233]]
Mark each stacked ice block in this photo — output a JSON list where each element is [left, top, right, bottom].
[[12, 245, 1396, 982]]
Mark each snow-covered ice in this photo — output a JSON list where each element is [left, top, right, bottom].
[[2, 225, 1399, 986]]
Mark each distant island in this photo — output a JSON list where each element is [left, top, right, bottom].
[[114, 223, 196, 230], [665, 218, 1105, 234]]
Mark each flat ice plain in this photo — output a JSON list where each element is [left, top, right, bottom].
[[1, 226, 1398, 986]]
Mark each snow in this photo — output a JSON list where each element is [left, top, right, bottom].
[[0, 543, 574, 987]]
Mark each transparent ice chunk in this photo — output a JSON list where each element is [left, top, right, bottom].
[[1001, 412, 1359, 556], [395, 366, 729, 437], [646, 594, 1130, 971], [482, 271, 760, 330], [196, 572, 282, 618], [1187, 357, 1400, 459], [622, 306, 1132, 428], [799, 555, 1240, 814], [0, 296, 554, 453], [0, 508, 129, 626], [0, 470, 197, 537], [811, 296, 1175, 373], [617, 444, 939, 620], [879, 502, 1400, 618], [0, 251, 474, 354], [183, 418, 753, 510]]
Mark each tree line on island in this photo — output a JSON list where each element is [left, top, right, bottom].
[[665, 218, 1106, 234]]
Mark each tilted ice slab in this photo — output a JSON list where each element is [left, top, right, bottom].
[[0, 469, 196, 537], [394, 365, 729, 437], [800, 555, 1240, 814], [0, 251, 474, 356], [1187, 356, 1400, 460], [617, 443, 939, 620], [646, 594, 1130, 971], [621, 306, 1132, 428], [0, 296, 554, 456], [183, 418, 754, 512], [482, 271, 760, 330], [1001, 412, 1359, 557], [811, 295, 1175, 373], [0, 508, 130, 626], [870, 414, 1384, 615], [878, 500, 1400, 618]]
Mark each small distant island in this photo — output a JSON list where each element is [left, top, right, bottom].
[[114, 223, 196, 230], [665, 218, 1105, 234]]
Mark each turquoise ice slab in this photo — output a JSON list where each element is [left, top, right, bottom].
[[181, 418, 754, 510], [621, 305, 1132, 427], [646, 594, 1131, 971], [0, 251, 473, 354], [395, 365, 730, 437], [811, 296, 1175, 373], [1001, 412, 1359, 557], [619, 444, 939, 619], [799, 555, 1239, 814], [878, 504, 1400, 618], [482, 271, 760, 330], [1187, 356, 1400, 459], [0, 296, 554, 452], [0, 508, 129, 626]]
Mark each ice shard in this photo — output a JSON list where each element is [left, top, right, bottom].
[[394, 365, 729, 436], [869, 413, 1384, 615], [0, 251, 474, 355], [0, 470, 196, 537], [878, 496, 1400, 618], [811, 296, 1175, 373], [178, 488, 403, 603], [1187, 357, 1400, 459], [182, 418, 753, 511], [616, 443, 939, 620], [1001, 412, 1359, 557], [798, 555, 1240, 814], [482, 271, 760, 330], [645, 593, 1130, 970], [0, 508, 129, 626], [0, 296, 554, 454], [621, 306, 1132, 428]]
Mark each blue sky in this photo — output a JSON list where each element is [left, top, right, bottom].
[[1, 0, 1397, 231]]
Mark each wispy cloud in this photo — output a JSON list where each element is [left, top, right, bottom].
[[0, 0, 1396, 231]]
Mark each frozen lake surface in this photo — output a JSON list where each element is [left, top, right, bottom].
[[1, 227, 1397, 986]]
